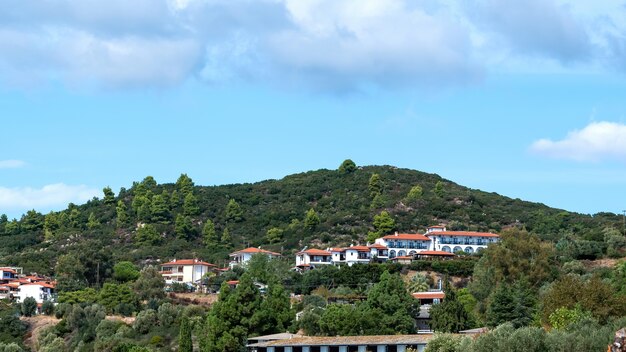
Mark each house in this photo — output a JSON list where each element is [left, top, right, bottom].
[[368, 243, 389, 262], [414, 250, 455, 260], [160, 259, 216, 285], [331, 245, 372, 266], [0, 267, 20, 282], [16, 282, 56, 304], [424, 226, 499, 254], [229, 247, 281, 268], [251, 334, 433, 352], [296, 249, 333, 269], [375, 233, 431, 259], [247, 333, 302, 352]]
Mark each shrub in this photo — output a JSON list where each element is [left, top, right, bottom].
[[133, 309, 157, 334], [157, 303, 179, 327], [21, 297, 37, 317], [41, 301, 55, 316]]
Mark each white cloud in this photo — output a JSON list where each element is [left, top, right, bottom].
[[0, 0, 626, 90], [530, 121, 626, 162], [0, 183, 99, 213], [0, 160, 26, 169]]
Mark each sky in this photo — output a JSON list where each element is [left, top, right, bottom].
[[2, 0, 626, 219]]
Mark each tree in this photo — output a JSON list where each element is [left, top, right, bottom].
[[179, 317, 193, 352], [21, 210, 44, 232], [98, 283, 137, 313], [175, 214, 195, 240], [183, 192, 200, 216], [406, 273, 429, 293], [133, 266, 165, 302], [42, 300, 55, 316], [221, 227, 231, 245], [113, 262, 140, 283], [486, 280, 536, 328], [367, 210, 396, 242], [434, 181, 445, 198], [304, 208, 320, 231], [55, 254, 87, 292], [103, 187, 116, 205], [266, 227, 283, 244], [150, 194, 170, 223], [135, 224, 161, 245], [225, 199, 243, 222], [203, 219, 219, 247], [87, 212, 100, 229], [364, 271, 416, 334], [176, 174, 195, 196], [368, 173, 383, 198], [406, 185, 423, 203], [252, 283, 295, 336], [430, 281, 471, 333], [116, 201, 129, 228], [21, 297, 37, 317], [338, 159, 357, 174], [44, 211, 60, 240], [549, 305, 592, 330]]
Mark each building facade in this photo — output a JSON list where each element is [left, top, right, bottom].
[[229, 248, 281, 268], [160, 259, 215, 285], [16, 282, 56, 304]]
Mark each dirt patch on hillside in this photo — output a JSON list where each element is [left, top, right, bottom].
[[169, 292, 218, 306], [21, 315, 60, 350], [581, 259, 620, 269]]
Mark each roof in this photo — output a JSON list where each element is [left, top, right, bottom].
[[329, 247, 345, 252], [0, 268, 16, 274], [426, 231, 499, 238], [227, 280, 239, 285], [230, 248, 281, 256], [412, 292, 445, 299], [21, 282, 56, 289], [297, 249, 331, 256], [417, 250, 455, 256], [346, 245, 370, 252], [459, 327, 489, 334], [391, 255, 414, 260], [428, 225, 446, 229], [368, 243, 388, 249], [262, 334, 434, 347], [248, 333, 302, 341], [382, 233, 430, 241], [161, 259, 216, 266]]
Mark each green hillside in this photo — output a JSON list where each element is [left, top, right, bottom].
[[0, 161, 621, 278]]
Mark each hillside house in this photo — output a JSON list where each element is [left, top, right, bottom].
[[424, 226, 499, 254], [296, 249, 333, 269], [160, 259, 216, 286], [229, 247, 281, 268], [16, 282, 56, 305], [375, 233, 431, 259]]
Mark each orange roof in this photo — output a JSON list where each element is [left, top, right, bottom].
[[412, 292, 445, 299], [345, 246, 371, 252], [230, 248, 281, 256], [297, 249, 331, 256], [428, 225, 446, 229], [417, 250, 455, 256], [368, 243, 388, 249], [329, 247, 345, 252], [426, 231, 499, 238], [382, 233, 430, 241], [21, 282, 56, 289], [227, 280, 239, 285], [6, 282, 19, 288], [392, 255, 414, 260], [0, 268, 16, 274], [161, 259, 216, 266]]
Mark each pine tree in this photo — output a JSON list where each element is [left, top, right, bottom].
[[430, 280, 471, 333], [44, 211, 60, 240], [365, 271, 416, 334], [203, 219, 218, 248], [103, 186, 116, 205], [87, 212, 100, 229], [254, 283, 295, 335], [368, 173, 383, 198], [221, 228, 231, 245], [367, 210, 396, 241], [266, 227, 283, 244], [179, 316, 193, 352], [116, 200, 129, 228], [183, 192, 200, 216], [175, 214, 195, 240], [304, 208, 320, 231], [225, 199, 243, 222], [338, 159, 357, 174], [434, 181, 445, 198], [150, 194, 170, 223], [406, 185, 423, 203], [176, 173, 195, 196]]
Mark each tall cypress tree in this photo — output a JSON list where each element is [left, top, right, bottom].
[[179, 316, 193, 352], [430, 280, 471, 333]]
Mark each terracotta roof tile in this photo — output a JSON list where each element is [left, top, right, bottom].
[[230, 248, 281, 256], [382, 233, 430, 241], [412, 292, 445, 299], [417, 250, 455, 256], [297, 249, 331, 256], [161, 259, 216, 266], [427, 231, 499, 238]]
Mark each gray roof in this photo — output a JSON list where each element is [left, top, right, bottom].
[[248, 333, 302, 341], [258, 334, 434, 347]]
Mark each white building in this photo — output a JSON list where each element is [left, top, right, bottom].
[[424, 226, 500, 254], [295, 249, 333, 269], [16, 282, 56, 304], [160, 259, 215, 285], [375, 233, 431, 259], [229, 247, 281, 268], [330, 245, 373, 266]]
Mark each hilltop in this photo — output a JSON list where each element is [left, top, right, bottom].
[[0, 162, 620, 277]]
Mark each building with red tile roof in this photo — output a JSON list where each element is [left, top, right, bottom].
[[160, 258, 216, 286], [229, 247, 281, 268]]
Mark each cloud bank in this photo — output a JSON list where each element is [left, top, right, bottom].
[[0, 0, 624, 90], [530, 121, 626, 162], [0, 183, 99, 215], [0, 160, 26, 169]]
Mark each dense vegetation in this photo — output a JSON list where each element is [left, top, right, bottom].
[[2, 161, 626, 351], [0, 162, 622, 276]]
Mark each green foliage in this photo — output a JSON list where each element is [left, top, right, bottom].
[[338, 159, 357, 174], [135, 224, 161, 245], [113, 261, 140, 283], [265, 227, 283, 244], [55, 254, 87, 292], [58, 288, 98, 304], [430, 281, 471, 333], [434, 181, 445, 198], [98, 283, 138, 313], [0, 343, 24, 352], [406, 273, 429, 293], [225, 199, 243, 223], [0, 302, 26, 345], [133, 309, 157, 334], [368, 173, 383, 198], [183, 193, 200, 216], [304, 208, 320, 231], [367, 210, 396, 242], [133, 266, 165, 302], [116, 200, 129, 228], [549, 305, 593, 330], [175, 214, 195, 240], [405, 184, 423, 203], [157, 303, 179, 327], [66, 304, 107, 345], [254, 283, 295, 335], [150, 194, 170, 223], [179, 317, 193, 352], [176, 174, 195, 196], [203, 219, 218, 247], [42, 300, 55, 316], [424, 334, 467, 352], [87, 212, 100, 229], [21, 297, 37, 317], [486, 280, 536, 328], [103, 187, 116, 205], [364, 270, 416, 334]]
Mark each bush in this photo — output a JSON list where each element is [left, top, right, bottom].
[[54, 303, 71, 319], [114, 303, 136, 317], [157, 303, 179, 327], [133, 309, 157, 334], [149, 335, 164, 347], [41, 301, 55, 316], [21, 297, 37, 317]]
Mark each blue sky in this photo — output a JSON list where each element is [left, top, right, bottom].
[[2, 0, 626, 218]]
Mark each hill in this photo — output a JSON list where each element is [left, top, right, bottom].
[[0, 162, 621, 280]]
